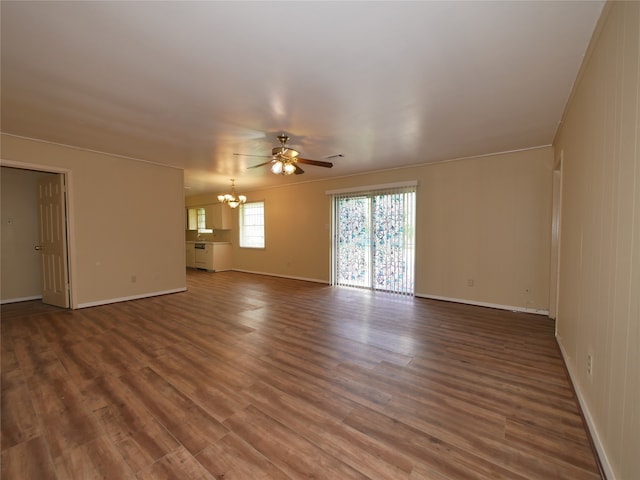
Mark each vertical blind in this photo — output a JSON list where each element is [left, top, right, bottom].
[[330, 182, 416, 295]]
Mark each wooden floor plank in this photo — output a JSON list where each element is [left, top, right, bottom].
[[343, 404, 529, 480], [53, 435, 137, 480], [1, 436, 58, 480], [1, 380, 42, 450], [0, 270, 602, 479], [224, 405, 369, 479], [242, 380, 414, 479], [135, 446, 215, 480], [196, 432, 290, 480]]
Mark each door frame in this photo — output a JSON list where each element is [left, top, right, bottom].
[[0, 159, 75, 309], [329, 182, 417, 295], [549, 151, 564, 321]]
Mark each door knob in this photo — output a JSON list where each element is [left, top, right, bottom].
[[34, 245, 43, 251]]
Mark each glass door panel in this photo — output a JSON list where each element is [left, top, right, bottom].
[[336, 195, 371, 288], [334, 188, 415, 295]]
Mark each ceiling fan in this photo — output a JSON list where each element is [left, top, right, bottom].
[[234, 134, 342, 175]]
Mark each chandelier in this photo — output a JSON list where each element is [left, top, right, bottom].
[[217, 179, 246, 208]]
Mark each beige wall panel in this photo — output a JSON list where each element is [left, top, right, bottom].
[[418, 149, 553, 310], [197, 147, 553, 312], [1, 134, 186, 307], [215, 181, 334, 282], [554, 2, 639, 478]]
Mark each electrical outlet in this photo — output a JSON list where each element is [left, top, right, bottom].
[[467, 279, 474, 287], [587, 353, 593, 376]]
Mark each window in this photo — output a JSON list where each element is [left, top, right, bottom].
[[331, 183, 416, 295], [196, 207, 212, 234], [239, 201, 265, 248]]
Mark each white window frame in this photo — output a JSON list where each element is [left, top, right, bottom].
[[239, 201, 265, 249], [196, 207, 213, 234]]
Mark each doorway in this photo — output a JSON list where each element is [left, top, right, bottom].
[[332, 184, 416, 295], [0, 163, 72, 308]]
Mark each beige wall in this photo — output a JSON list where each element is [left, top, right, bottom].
[[554, 2, 639, 479], [1, 134, 186, 308], [417, 148, 553, 311], [189, 147, 554, 312], [0, 167, 54, 302]]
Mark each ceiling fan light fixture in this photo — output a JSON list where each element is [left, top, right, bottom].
[[283, 162, 296, 175], [240, 133, 337, 174], [271, 161, 284, 174], [271, 159, 296, 175]]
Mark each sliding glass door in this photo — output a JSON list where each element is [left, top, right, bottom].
[[332, 185, 416, 295]]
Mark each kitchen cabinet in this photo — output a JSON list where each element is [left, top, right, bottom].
[[185, 204, 231, 231], [204, 204, 231, 230], [212, 243, 232, 271], [185, 242, 196, 268], [189, 242, 232, 271]]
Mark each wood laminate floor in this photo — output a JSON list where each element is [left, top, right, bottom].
[[1, 270, 601, 479]]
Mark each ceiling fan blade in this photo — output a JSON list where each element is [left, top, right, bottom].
[[297, 158, 334, 168], [324, 153, 344, 159], [294, 164, 305, 175], [233, 153, 274, 158], [247, 161, 273, 169]]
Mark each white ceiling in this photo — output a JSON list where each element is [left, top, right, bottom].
[[1, 1, 604, 195]]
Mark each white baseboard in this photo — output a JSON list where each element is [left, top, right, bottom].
[[0, 295, 43, 305], [231, 269, 328, 285], [414, 293, 549, 316], [556, 337, 614, 480], [76, 287, 187, 309]]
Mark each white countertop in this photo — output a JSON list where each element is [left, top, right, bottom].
[[186, 241, 231, 245]]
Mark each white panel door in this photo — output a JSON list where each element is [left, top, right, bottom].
[[37, 174, 69, 308]]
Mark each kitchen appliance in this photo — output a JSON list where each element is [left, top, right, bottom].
[[195, 243, 207, 268]]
